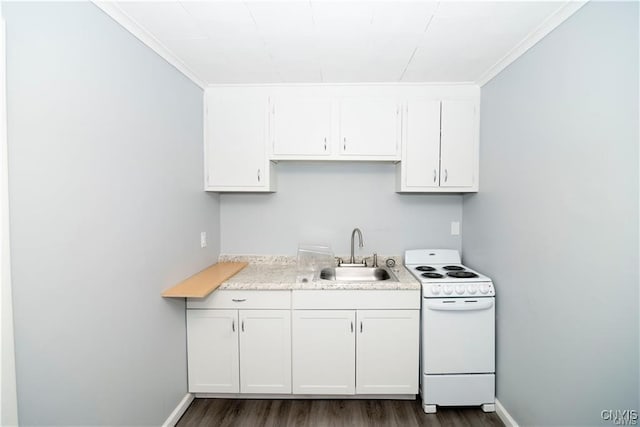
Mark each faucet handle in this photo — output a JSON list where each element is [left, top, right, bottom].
[[373, 253, 378, 268], [335, 257, 343, 267]]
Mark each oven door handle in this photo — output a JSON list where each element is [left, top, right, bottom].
[[426, 299, 494, 311]]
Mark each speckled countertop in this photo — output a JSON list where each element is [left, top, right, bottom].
[[216, 255, 420, 291]]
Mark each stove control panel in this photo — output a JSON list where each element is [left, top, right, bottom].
[[426, 282, 494, 298]]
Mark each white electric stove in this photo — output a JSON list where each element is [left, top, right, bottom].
[[405, 249, 496, 414]]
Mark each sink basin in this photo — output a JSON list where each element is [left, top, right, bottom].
[[319, 267, 398, 282]]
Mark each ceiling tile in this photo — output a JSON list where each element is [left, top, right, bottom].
[[370, 1, 438, 35], [180, 1, 264, 50], [117, 1, 206, 40], [246, 1, 315, 38], [179, 1, 255, 27], [402, 1, 567, 81], [111, 1, 576, 84], [311, 1, 375, 30]]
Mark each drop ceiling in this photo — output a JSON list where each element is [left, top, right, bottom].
[[96, 1, 586, 87]]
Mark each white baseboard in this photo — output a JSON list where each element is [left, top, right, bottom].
[[194, 393, 416, 400], [163, 393, 194, 427], [495, 399, 519, 427]]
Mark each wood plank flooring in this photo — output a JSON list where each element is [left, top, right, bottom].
[[176, 398, 504, 427]]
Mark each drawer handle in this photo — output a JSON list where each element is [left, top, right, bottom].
[[232, 298, 246, 302]]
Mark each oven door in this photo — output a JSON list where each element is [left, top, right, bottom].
[[423, 297, 495, 374]]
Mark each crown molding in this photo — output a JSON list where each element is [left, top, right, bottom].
[[477, 1, 588, 87], [92, 1, 207, 89]]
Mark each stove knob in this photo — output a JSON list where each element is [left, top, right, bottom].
[[467, 284, 478, 294], [455, 285, 466, 295], [443, 285, 453, 295], [480, 284, 490, 294], [431, 284, 441, 295]]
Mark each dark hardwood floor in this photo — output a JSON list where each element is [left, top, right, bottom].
[[176, 398, 504, 427]]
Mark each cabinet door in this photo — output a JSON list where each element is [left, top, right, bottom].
[[339, 97, 400, 158], [205, 91, 271, 190], [239, 310, 291, 394], [292, 310, 356, 394], [440, 100, 477, 188], [186, 310, 239, 393], [402, 100, 442, 189], [356, 310, 419, 394], [271, 96, 332, 157]]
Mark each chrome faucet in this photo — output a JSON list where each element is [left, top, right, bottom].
[[350, 228, 364, 264]]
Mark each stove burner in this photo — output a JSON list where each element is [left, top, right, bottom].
[[421, 272, 444, 279], [443, 265, 465, 271], [447, 271, 479, 279], [415, 266, 436, 272]]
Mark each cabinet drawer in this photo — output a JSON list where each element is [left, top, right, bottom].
[[187, 290, 291, 309], [292, 290, 420, 310]]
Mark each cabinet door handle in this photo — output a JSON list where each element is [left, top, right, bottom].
[[350, 321, 354, 333], [444, 169, 448, 182], [241, 320, 245, 332], [343, 137, 347, 151], [433, 169, 437, 183], [232, 319, 235, 332], [232, 298, 246, 302], [360, 321, 363, 333], [324, 137, 327, 151], [257, 169, 261, 182]]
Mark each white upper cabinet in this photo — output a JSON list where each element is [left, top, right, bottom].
[[396, 94, 479, 193], [440, 100, 477, 188], [270, 94, 333, 158], [401, 100, 441, 189], [269, 90, 400, 160], [339, 97, 401, 159], [205, 89, 275, 192], [204, 84, 479, 193]]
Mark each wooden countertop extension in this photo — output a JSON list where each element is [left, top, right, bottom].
[[162, 262, 248, 298]]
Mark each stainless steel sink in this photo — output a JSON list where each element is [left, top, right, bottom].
[[319, 266, 398, 282]]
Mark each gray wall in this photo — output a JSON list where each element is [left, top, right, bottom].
[[220, 162, 462, 256], [6, 3, 219, 425], [462, 2, 639, 426]]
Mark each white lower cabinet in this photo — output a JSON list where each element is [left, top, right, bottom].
[[187, 289, 420, 397], [292, 308, 419, 395], [186, 308, 291, 394], [239, 310, 291, 394], [187, 309, 239, 393], [356, 310, 420, 394], [292, 310, 356, 394]]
